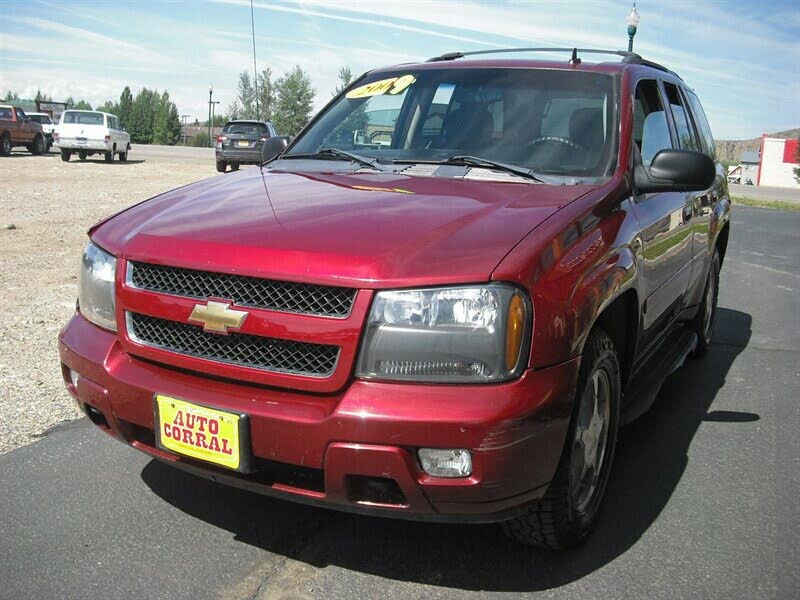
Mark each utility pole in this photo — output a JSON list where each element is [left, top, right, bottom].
[[250, 0, 260, 121], [211, 101, 220, 143], [180, 114, 189, 145], [208, 84, 213, 148]]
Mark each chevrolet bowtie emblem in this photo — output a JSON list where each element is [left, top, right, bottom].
[[189, 300, 248, 334]]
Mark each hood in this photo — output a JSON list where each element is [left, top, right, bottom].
[[92, 167, 595, 288]]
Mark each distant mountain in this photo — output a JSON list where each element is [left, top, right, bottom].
[[714, 128, 800, 164]]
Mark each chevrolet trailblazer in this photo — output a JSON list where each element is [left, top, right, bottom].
[[59, 48, 729, 549]]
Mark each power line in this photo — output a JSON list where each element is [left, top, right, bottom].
[[250, 0, 260, 121]]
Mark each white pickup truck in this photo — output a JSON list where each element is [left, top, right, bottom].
[[55, 110, 130, 162]]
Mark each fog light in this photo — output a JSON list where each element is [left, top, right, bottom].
[[69, 369, 80, 388], [418, 448, 472, 478]]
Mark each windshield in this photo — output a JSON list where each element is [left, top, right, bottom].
[[29, 115, 53, 125], [287, 67, 617, 178], [224, 122, 267, 135], [63, 111, 104, 126]]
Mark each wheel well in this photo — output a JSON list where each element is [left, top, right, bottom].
[[593, 289, 638, 387], [716, 222, 730, 266]]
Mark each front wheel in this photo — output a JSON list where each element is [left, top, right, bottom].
[[60, 149, 72, 162], [692, 248, 720, 356], [502, 327, 621, 549], [0, 133, 11, 156]]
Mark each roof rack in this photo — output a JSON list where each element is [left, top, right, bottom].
[[426, 47, 680, 78]]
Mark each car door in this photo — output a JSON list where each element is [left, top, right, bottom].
[[15, 108, 35, 144], [682, 87, 725, 290], [630, 79, 694, 350]]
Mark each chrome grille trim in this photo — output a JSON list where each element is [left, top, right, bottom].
[[126, 261, 356, 318], [126, 312, 340, 378]]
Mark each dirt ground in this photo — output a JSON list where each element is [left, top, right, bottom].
[[0, 147, 227, 453]]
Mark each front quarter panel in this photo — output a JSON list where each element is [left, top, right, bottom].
[[493, 181, 642, 368]]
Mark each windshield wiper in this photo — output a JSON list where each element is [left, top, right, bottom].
[[281, 148, 388, 172], [392, 155, 551, 183]]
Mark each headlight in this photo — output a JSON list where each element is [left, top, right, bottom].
[[356, 284, 531, 383], [78, 242, 117, 331]]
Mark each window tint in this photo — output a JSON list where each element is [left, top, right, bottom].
[[634, 79, 671, 166], [0, 107, 14, 120], [684, 90, 716, 159], [663, 83, 699, 152], [223, 122, 268, 135]]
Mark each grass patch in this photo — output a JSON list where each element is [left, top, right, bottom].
[[731, 196, 800, 211]]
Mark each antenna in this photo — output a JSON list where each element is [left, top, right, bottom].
[[250, 0, 260, 120], [569, 48, 581, 65]]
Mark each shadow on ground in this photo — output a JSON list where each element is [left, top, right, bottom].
[[142, 308, 756, 592]]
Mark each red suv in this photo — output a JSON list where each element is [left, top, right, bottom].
[[0, 104, 46, 156], [59, 49, 729, 549]]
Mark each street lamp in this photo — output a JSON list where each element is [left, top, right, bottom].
[[626, 4, 641, 53], [208, 84, 213, 148]]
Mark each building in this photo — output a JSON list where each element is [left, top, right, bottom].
[[5, 98, 68, 121], [739, 150, 760, 185], [757, 136, 799, 189]]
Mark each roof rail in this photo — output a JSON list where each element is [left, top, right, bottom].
[[425, 47, 681, 78]]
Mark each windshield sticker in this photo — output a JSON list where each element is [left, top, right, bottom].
[[346, 75, 416, 99]]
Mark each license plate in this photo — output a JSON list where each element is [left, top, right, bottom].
[[154, 395, 249, 471], [237, 140, 249, 147]]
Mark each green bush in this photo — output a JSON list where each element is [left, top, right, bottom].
[[190, 132, 210, 147]]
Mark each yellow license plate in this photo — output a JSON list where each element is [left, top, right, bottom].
[[237, 140, 249, 147], [155, 395, 246, 471]]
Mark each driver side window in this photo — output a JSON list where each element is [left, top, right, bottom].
[[633, 80, 671, 166]]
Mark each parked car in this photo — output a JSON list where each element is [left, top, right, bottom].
[[54, 110, 130, 162], [0, 104, 46, 156], [27, 112, 56, 152], [215, 120, 278, 172], [59, 48, 729, 549]]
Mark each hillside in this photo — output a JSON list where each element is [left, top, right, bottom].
[[714, 128, 800, 164]]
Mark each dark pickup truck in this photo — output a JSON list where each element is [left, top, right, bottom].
[[60, 48, 729, 549]]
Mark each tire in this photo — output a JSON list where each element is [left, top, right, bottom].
[[60, 149, 71, 162], [692, 248, 720, 356], [119, 150, 127, 162], [78, 151, 87, 160], [216, 160, 227, 173], [0, 133, 11, 156], [45, 139, 52, 153], [105, 147, 114, 162], [31, 134, 45, 156], [230, 162, 240, 171], [502, 327, 621, 549]]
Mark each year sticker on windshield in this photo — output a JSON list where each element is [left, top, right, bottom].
[[345, 75, 416, 99]]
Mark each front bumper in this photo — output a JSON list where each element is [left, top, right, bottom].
[[59, 312, 578, 522]]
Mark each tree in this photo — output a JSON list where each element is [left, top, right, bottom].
[[95, 100, 118, 114], [129, 88, 156, 143], [117, 86, 133, 130], [34, 89, 52, 103], [231, 70, 257, 120], [73, 100, 93, 110], [273, 66, 315, 136], [3, 90, 19, 101], [152, 91, 181, 145], [257, 67, 275, 121], [333, 66, 354, 96]]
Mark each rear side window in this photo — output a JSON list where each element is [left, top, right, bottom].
[[663, 83, 699, 152], [684, 90, 716, 159], [224, 122, 268, 135], [0, 107, 12, 120], [634, 79, 671, 166]]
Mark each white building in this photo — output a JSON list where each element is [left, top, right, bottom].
[[739, 151, 760, 185], [757, 136, 799, 189]]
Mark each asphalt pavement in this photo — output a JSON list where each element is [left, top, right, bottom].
[[729, 183, 800, 203], [1, 206, 798, 600]]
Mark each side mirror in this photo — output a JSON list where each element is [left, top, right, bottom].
[[261, 136, 290, 163], [634, 149, 716, 194]]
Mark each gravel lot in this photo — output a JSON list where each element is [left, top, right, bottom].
[[0, 147, 228, 453]]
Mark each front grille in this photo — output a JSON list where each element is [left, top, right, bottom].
[[129, 262, 356, 318], [128, 313, 339, 377]]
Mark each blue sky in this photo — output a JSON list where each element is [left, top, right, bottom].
[[1, 0, 798, 139]]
